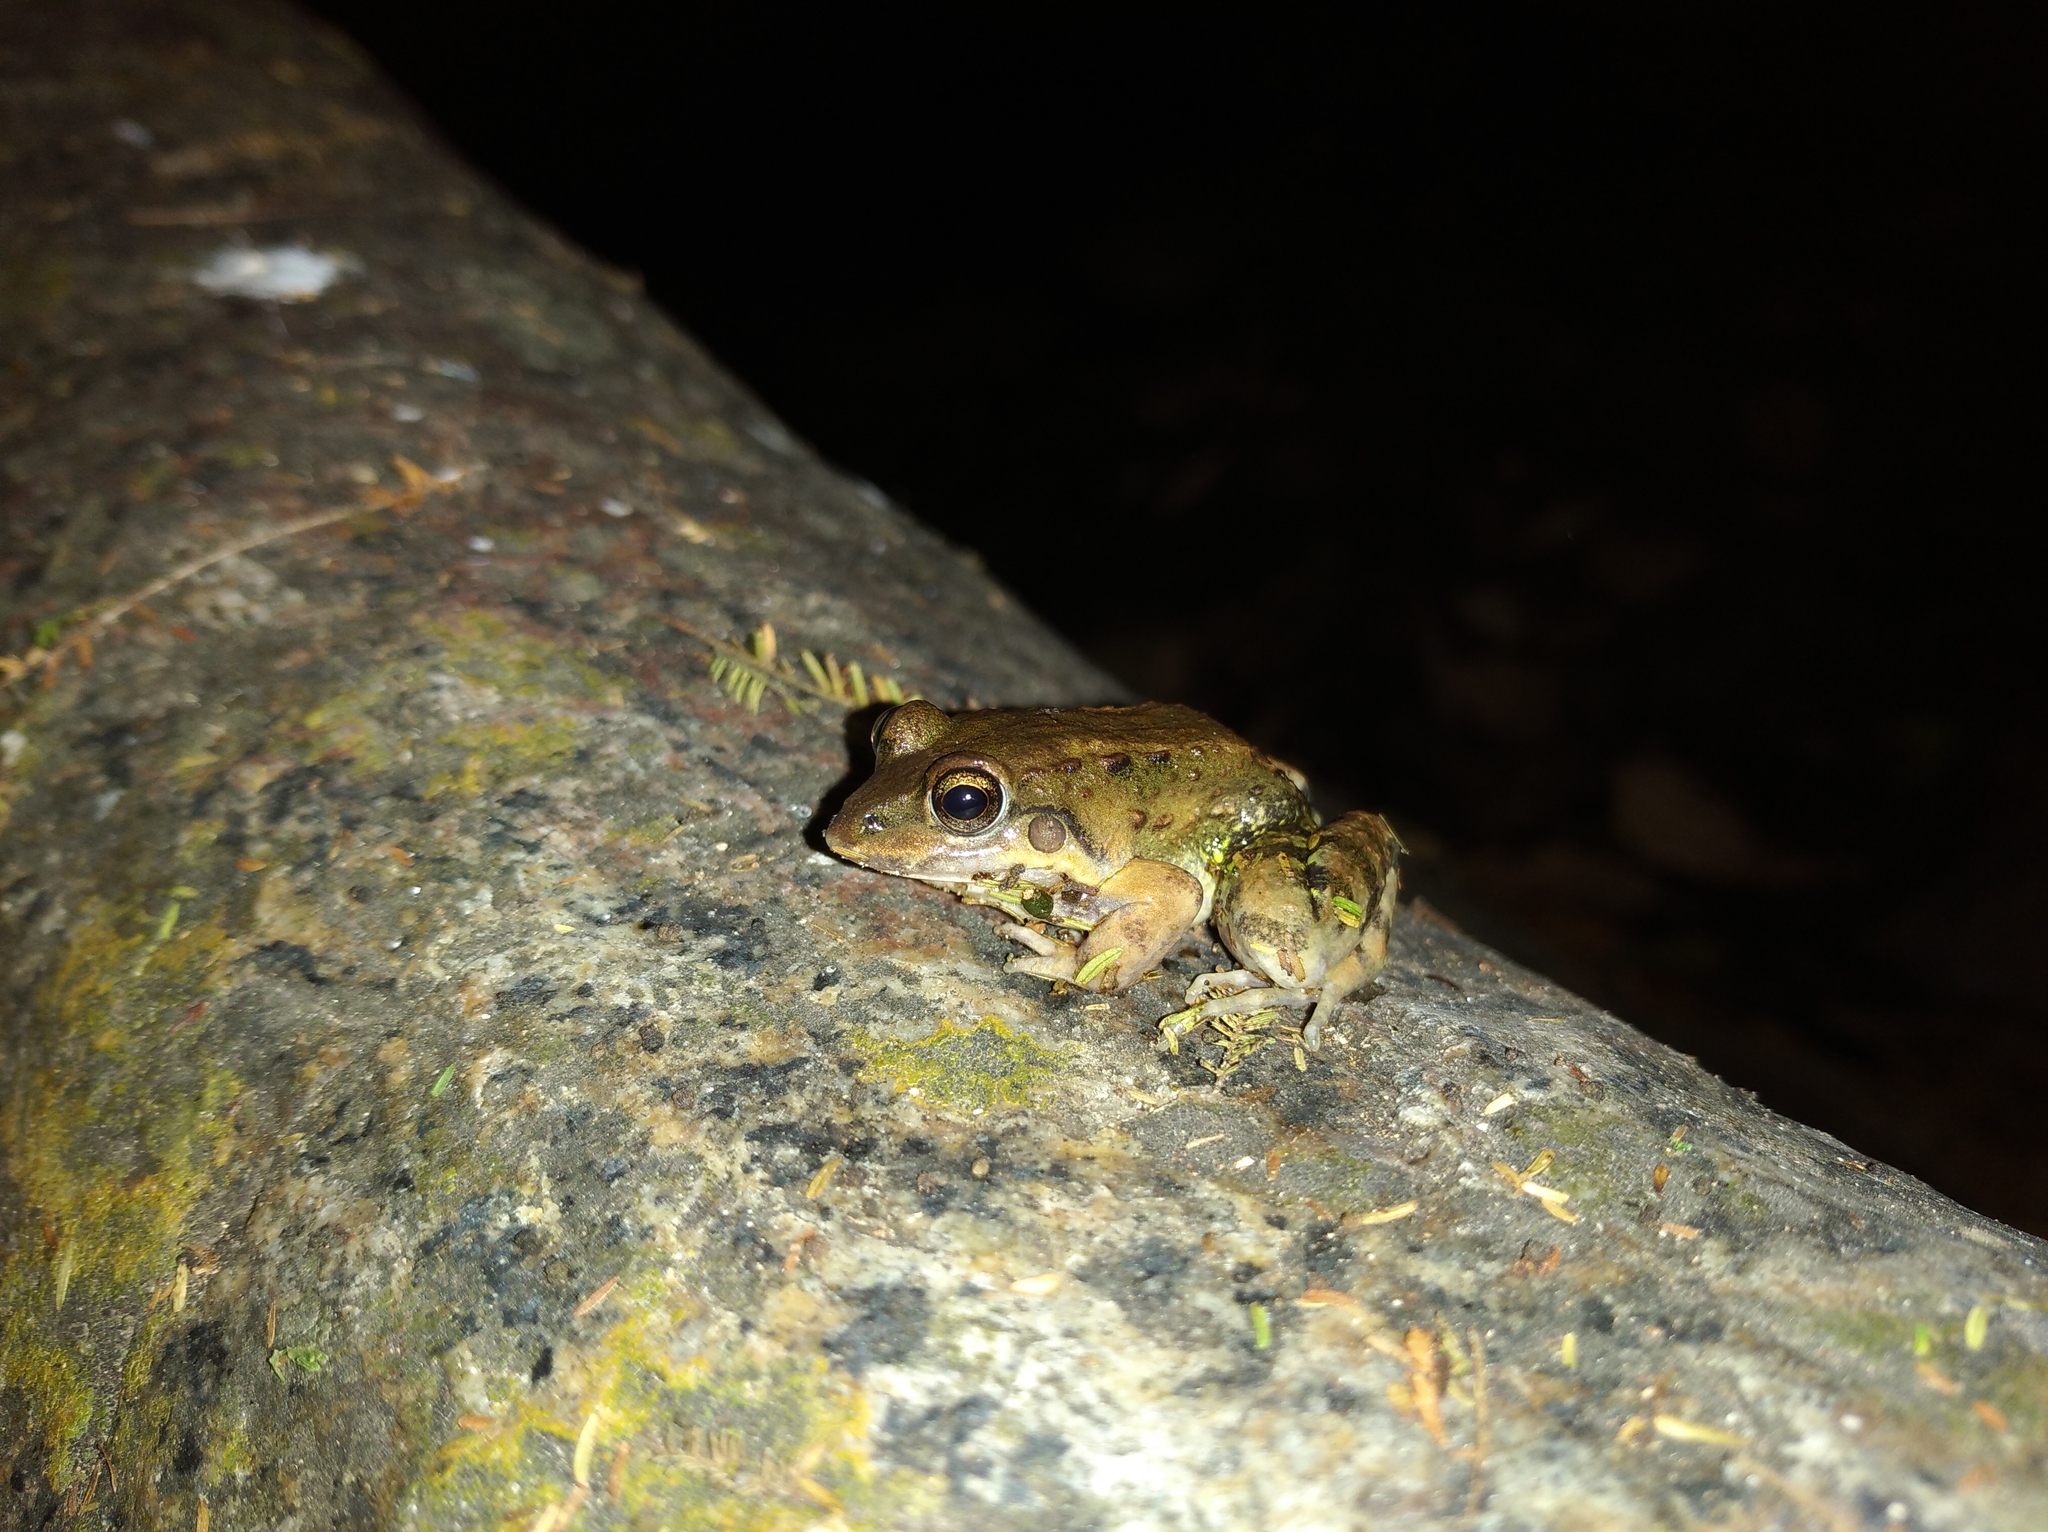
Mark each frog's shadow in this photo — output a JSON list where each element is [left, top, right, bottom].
[[802, 702, 895, 853]]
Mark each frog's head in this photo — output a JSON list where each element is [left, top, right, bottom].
[[824, 701, 1034, 885], [825, 699, 1287, 889]]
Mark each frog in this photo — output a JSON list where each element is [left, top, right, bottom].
[[822, 700, 1398, 1050]]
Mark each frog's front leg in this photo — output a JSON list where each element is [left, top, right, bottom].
[[1005, 858, 1202, 992]]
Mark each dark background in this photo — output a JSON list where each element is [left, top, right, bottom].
[[301, 1, 2048, 1229]]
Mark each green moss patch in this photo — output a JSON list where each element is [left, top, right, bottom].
[[850, 1015, 1071, 1115], [414, 1290, 940, 1529], [0, 897, 239, 1488], [297, 609, 616, 789]]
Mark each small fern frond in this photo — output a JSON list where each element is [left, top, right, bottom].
[[660, 615, 921, 719]]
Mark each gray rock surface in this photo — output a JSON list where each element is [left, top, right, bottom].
[[3, 3, 2045, 1527]]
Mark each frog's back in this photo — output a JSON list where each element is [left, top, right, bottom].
[[940, 704, 1315, 871]]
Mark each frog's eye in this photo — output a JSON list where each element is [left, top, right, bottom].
[[931, 768, 1004, 834]]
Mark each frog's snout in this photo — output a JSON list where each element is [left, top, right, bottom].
[[820, 806, 876, 861]]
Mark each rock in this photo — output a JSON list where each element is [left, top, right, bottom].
[[2, 3, 2044, 1527]]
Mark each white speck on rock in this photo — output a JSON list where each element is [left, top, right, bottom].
[[422, 356, 480, 383], [600, 497, 632, 518], [192, 244, 346, 302], [391, 403, 424, 422], [745, 417, 796, 454]]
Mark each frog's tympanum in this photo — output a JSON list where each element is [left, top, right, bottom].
[[824, 701, 1398, 1049]]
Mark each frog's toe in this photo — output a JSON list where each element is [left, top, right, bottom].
[[1302, 1003, 1330, 1052], [1007, 951, 1078, 983], [1185, 969, 1263, 1004], [1193, 987, 1309, 1019], [998, 921, 1063, 957]]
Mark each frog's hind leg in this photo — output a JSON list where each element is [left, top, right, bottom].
[[1182, 984, 1312, 1018], [1159, 972, 1311, 1054], [1302, 948, 1372, 1050], [1299, 811, 1399, 1048]]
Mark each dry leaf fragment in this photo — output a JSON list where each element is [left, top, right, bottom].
[[573, 1276, 619, 1318], [573, 1407, 603, 1487], [1355, 1200, 1419, 1225], [1658, 1221, 1701, 1240], [529, 1485, 587, 1532], [1506, 1242, 1563, 1277], [1296, 1288, 1358, 1308], [783, 1229, 816, 1272], [805, 1155, 842, 1200], [1973, 1399, 2010, 1433], [796, 1477, 844, 1513], [457, 1414, 500, 1431], [1652, 1414, 1750, 1447], [1965, 1304, 1990, 1350], [1916, 1361, 1961, 1396], [1403, 1327, 1450, 1447]]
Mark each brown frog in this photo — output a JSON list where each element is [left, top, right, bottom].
[[823, 701, 1397, 1048]]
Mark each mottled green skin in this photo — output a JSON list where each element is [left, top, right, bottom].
[[825, 701, 1317, 921], [826, 702, 1398, 1031]]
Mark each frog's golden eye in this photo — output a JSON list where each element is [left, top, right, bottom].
[[931, 767, 1004, 834]]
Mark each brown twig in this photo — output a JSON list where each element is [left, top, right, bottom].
[[0, 456, 463, 696]]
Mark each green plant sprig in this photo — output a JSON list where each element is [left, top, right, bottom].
[[661, 617, 912, 715]]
